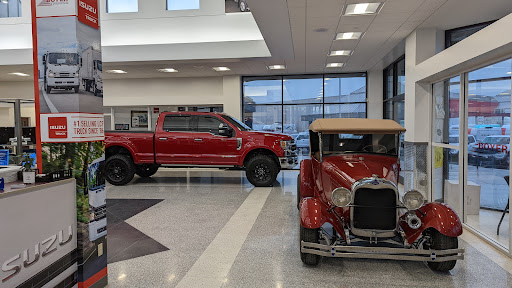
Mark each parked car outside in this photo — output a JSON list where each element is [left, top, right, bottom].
[[448, 134, 476, 161], [295, 132, 309, 154], [470, 124, 502, 141], [468, 135, 510, 168], [298, 118, 464, 272]]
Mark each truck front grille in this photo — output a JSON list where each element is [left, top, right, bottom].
[[352, 188, 397, 230]]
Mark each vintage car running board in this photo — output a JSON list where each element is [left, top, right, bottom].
[[301, 241, 464, 262]]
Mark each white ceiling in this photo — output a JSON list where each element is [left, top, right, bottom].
[[2, 0, 512, 81]]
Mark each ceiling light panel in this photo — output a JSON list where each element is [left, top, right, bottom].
[[326, 63, 344, 68], [267, 65, 286, 70], [213, 67, 230, 71], [344, 3, 383, 15], [158, 68, 178, 73], [9, 72, 30, 76], [106, 70, 127, 74], [335, 32, 363, 40], [329, 50, 352, 56]]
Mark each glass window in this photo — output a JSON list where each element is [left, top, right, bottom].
[[163, 115, 194, 132], [197, 116, 224, 135], [396, 59, 405, 96], [107, 0, 138, 13], [283, 76, 322, 104], [385, 67, 394, 99], [0, 0, 21, 18], [243, 105, 282, 132], [167, 0, 200, 10], [243, 77, 282, 105], [324, 74, 366, 103], [445, 21, 495, 48], [321, 134, 398, 156], [432, 76, 460, 144], [324, 103, 366, 118], [283, 104, 322, 135]]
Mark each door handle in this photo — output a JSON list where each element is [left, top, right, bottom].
[[194, 138, 203, 142], [159, 137, 168, 141]]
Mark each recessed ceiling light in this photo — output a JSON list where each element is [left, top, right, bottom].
[[335, 32, 363, 40], [157, 68, 178, 73], [267, 65, 286, 70], [213, 67, 230, 71], [106, 70, 127, 74], [326, 63, 344, 68], [507, 72, 511, 74], [344, 3, 383, 15], [9, 72, 30, 76], [329, 50, 352, 56]]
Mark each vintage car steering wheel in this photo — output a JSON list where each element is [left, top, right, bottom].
[[362, 144, 388, 153]]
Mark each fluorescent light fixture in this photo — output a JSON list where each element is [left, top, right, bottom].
[[157, 68, 178, 73], [267, 65, 286, 70], [507, 72, 511, 74], [213, 67, 230, 71], [344, 3, 383, 15], [329, 50, 352, 56], [335, 32, 363, 40], [326, 63, 344, 68], [9, 72, 30, 77], [106, 70, 127, 74]]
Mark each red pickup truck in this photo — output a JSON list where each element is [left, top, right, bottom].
[[105, 112, 298, 187]]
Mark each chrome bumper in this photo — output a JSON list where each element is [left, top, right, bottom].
[[301, 241, 464, 262], [279, 155, 298, 169]]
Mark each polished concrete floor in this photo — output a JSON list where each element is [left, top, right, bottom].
[[106, 169, 512, 288]]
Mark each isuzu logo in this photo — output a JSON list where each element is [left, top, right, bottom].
[[79, 1, 97, 14], [1, 226, 73, 283], [48, 117, 68, 139]]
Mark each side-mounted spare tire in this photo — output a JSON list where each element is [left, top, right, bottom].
[[105, 154, 135, 186], [135, 164, 159, 178], [245, 154, 279, 187]]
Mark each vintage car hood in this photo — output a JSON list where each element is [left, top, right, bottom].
[[321, 154, 399, 189]]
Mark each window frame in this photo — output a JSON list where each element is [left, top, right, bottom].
[[162, 115, 195, 133], [383, 55, 405, 120], [445, 20, 496, 48]]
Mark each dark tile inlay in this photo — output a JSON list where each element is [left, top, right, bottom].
[[106, 199, 168, 263]]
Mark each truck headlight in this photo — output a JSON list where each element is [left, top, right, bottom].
[[280, 140, 291, 149], [75, 72, 79, 78], [402, 190, 424, 210], [48, 72, 54, 78], [331, 187, 351, 207]]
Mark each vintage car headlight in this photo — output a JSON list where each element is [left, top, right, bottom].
[[402, 190, 424, 210], [331, 187, 351, 207]]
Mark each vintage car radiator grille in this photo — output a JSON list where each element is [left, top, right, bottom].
[[353, 188, 396, 230]]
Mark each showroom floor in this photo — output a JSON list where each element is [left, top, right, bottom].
[[105, 169, 512, 288]]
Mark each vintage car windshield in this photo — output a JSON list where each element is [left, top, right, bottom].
[[321, 133, 398, 156]]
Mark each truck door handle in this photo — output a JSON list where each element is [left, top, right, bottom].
[[194, 138, 203, 142], [159, 137, 168, 141]]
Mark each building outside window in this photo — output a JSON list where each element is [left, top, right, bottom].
[[167, 0, 200, 11], [243, 73, 367, 167], [383, 56, 405, 126], [107, 0, 138, 13], [445, 20, 495, 48], [0, 0, 21, 18]]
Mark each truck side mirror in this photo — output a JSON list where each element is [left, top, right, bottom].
[[42, 55, 46, 64], [219, 123, 232, 137]]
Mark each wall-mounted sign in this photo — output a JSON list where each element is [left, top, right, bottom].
[[115, 124, 129, 131], [0, 150, 8, 166], [78, 0, 99, 29], [131, 111, 148, 128], [40, 113, 105, 143], [153, 108, 159, 114]]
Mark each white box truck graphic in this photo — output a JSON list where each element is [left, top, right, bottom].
[[80, 46, 103, 96], [87, 156, 107, 242], [42, 51, 80, 94]]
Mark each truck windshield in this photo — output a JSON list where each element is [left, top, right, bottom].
[[221, 115, 251, 131], [48, 53, 79, 65], [322, 133, 399, 157], [482, 137, 509, 144]]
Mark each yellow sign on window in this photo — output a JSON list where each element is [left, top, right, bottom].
[[435, 147, 443, 168]]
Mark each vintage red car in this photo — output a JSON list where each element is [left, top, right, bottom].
[[298, 118, 464, 272]]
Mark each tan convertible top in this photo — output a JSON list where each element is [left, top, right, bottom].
[[309, 118, 406, 134]]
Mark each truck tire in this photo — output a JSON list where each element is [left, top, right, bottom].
[[74, 86, 79, 93], [245, 155, 278, 187], [46, 85, 51, 94], [300, 225, 320, 266], [94, 84, 99, 96], [135, 164, 159, 178], [424, 229, 458, 272], [105, 154, 135, 186]]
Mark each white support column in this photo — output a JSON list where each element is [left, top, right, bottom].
[[367, 69, 383, 119], [223, 75, 242, 120]]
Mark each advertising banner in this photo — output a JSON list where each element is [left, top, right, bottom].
[[31, 0, 107, 287]]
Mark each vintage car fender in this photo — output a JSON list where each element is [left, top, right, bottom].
[[299, 159, 315, 198], [299, 197, 345, 235], [400, 202, 463, 244]]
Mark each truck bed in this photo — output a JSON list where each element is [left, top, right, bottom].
[[105, 131, 155, 164]]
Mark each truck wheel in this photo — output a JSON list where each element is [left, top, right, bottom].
[[245, 155, 278, 187], [74, 86, 79, 93], [135, 164, 159, 178], [300, 225, 320, 266], [105, 154, 135, 186], [297, 174, 301, 210], [424, 229, 458, 272], [46, 85, 51, 94], [94, 85, 99, 96]]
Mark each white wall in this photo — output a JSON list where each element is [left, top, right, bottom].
[[104, 75, 242, 119], [367, 69, 383, 119], [0, 81, 34, 100]]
